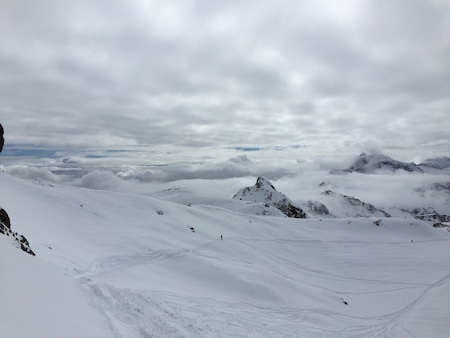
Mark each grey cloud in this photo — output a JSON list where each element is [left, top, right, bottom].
[[1, 0, 449, 156]]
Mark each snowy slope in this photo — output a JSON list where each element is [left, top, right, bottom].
[[319, 190, 391, 218], [149, 186, 288, 217], [0, 235, 110, 338], [1, 171, 450, 337]]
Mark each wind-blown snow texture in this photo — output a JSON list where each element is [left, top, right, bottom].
[[1, 171, 450, 337]]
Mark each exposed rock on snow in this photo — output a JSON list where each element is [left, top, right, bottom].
[[305, 200, 333, 217], [321, 190, 391, 218], [0, 208, 35, 256], [0, 208, 11, 229], [0, 123, 4, 153], [232, 177, 306, 218], [403, 207, 450, 224], [433, 222, 450, 232], [332, 153, 424, 174]]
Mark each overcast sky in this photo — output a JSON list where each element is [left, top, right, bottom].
[[1, 0, 449, 161]]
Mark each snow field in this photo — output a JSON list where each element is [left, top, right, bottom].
[[1, 171, 450, 337]]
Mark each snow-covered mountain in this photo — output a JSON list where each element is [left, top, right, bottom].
[[332, 153, 424, 174], [2, 170, 450, 337], [232, 176, 306, 218], [419, 156, 450, 169], [332, 153, 450, 176], [320, 190, 391, 218], [151, 180, 333, 219]]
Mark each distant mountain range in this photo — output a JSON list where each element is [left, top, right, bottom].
[[420, 156, 450, 169], [150, 174, 449, 226], [331, 153, 450, 174]]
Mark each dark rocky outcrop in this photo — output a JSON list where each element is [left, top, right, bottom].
[[0, 208, 35, 256], [233, 177, 306, 218], [0, 123, 4, 153], [433, 223, 450, 231], [275, 198, 307, 218], [306, 200, 332, 217], [0, 208, 11, 229]]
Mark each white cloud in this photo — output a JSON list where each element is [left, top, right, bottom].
[[3, 148, 448, 217], [74, 170, 121, 190], [4, 165, 61, 182]]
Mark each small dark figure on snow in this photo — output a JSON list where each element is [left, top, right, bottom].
[[220, 235, 223, 240]]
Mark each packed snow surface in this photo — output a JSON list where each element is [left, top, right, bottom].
[[1, 171, 450, 337]]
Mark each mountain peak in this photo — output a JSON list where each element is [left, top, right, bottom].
[[255, 176, 276, 191], [233, 177, 306, 218]]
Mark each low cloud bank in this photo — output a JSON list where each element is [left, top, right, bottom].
[[75, 170, 122, 191], [5, 165, 63, 183], [116, 155, 296, 183], [3, 153, 449, 215]]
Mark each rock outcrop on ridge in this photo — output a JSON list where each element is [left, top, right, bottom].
[[233, 177, 306, 218]]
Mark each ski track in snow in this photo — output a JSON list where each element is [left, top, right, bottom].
[[82, 284, 348, 338], [74, 238, 221, 280], [388, 272, 450, 337], [73, 235, 449, 337]]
